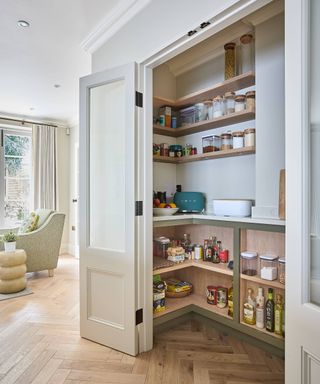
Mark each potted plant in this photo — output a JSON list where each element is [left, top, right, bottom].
[[1, 231, 18, 252]]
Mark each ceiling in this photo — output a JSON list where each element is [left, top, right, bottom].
[[0, 0, 123, 125]]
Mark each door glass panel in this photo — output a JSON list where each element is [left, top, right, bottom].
[[89, 80, 125, 251], [310, 0, 320, 305]]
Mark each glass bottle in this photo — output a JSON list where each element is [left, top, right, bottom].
[[228, 283, 233, 318], [275, 294, 284, 335], [256, 287, 265, 329], [266, 288, 275, 332], [243, 288, 256, 325]]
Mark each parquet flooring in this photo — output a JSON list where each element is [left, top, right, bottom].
[[0, 255, 284, 383]]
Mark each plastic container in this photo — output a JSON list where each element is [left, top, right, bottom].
[[221, 133, 232, 150], [202, 135, 214, 153], [241, 251, 258, 276], [213, 135, 221, 151], [224, 92, 235, 115], [260, 254, 279, 281], [180, 106, 195, 126], [213, 95, 224, 118], [232, 131, 244, 149], [279, 257, 286, 284], [234, 95, 246, 112], [244, 128, 256, 147]]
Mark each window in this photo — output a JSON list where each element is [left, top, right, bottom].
[[0, 128, 32, 226]]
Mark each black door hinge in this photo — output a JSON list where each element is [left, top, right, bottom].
[[135, 91, 143, 108], [200, 21, 210, 29], [187, 29, 197, 37], [136, 308, 143, 325], [135, 201, 143, 216]]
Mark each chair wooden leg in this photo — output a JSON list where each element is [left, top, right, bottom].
[[48, 269, 54, 277]]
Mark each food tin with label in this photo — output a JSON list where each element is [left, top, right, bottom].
[[217, 287, 228, 308], [194, 244, 203, 260], [160, 143, 169, 157], [219, 249, 229, 263], [206, 285, 217, 305]]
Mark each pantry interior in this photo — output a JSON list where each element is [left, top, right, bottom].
[[150, 1, 285, 355]]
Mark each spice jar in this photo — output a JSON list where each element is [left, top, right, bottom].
[[224, 92, 235, 115], [241, 251, 258, 276], [202, 135, 214, 153], [246, 91, 256, 112], [204, 100, 213, 120], [213, 135, 221, 151], [221, 133, 232, 150], [279, 257, 286, 284], [244, 128, 255, 147], [240, 34, 254, 74], [213, 95, 224, 118], [232, 131, 244, 149], [224, 42, 236, 79], [259, 254, 279, 281], [234, 95, 246, 113]]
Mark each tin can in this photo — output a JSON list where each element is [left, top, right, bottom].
[[206, 285, 217, 305], [159, 115, 165, 126], [160, 143, 169, 157], [217, 287, 228, 308], [194, 244, 203, 260], [219, 249, 229, 263]]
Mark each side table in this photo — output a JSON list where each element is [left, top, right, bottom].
[[0, 249, 27, 293]]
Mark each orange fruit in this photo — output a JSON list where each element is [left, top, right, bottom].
[[159, 203, 166, 208]]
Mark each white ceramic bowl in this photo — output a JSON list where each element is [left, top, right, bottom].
[[153, 208, 179, 216]]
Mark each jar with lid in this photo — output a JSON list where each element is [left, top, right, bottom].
[[224, 42, 236, 79], [232, 131, 244, 149], [212, 95, 224, 118], [259, 254, 279, 281], [169, 144, 183, 157], [183, 144, 192, 156], [241, 251, 258, 276], [195, 103, 205, 122], [203, 100, 213, 120], [213, 135, 221, 151], [244, 128, 255, 147], [221, 133, 232, 150], [224, 92, 235, 115], [234, 95, 246, 113], [160, 143, 169, 157], [279, 257, 286, 284], [246, 91, 256, 112], [240, 34, 254, 74], [202, 135, 214, 153]]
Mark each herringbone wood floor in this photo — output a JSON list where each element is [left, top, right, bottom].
[[0, 255, 284, 383]]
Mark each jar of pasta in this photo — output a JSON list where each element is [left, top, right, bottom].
[[224, 42, 236, 79]]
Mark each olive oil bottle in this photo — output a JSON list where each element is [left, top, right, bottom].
[[256, 287, 265, 329], [275, 294, 284, 335], [266, 288, 275, 332], [243, 288, 256, 325]]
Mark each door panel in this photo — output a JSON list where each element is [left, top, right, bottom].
[[79, 63, 138, 356]]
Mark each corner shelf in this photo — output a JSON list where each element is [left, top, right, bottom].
[[240, 321, 284, 341], [153, 71, 255, 110], [240, 274, 285, 290], [153, 111, 255, 137], [153, 146, 255, 164]]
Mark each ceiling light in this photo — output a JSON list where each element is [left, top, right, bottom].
[[54, 84, 61, 88], [18, 20, 30, 27], [29, 107, 35, 111]]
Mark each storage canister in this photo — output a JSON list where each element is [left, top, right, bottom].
[[240, 34, 254, 74], [244, 128, 255, 147], [202, 135, 214, 153], [234, 94, 246, 112], [224, 42, 236, 79], [204, 100, 213, 120], [217, 287, 228, 308], [213, 135, 221, 151], [160, 143, 169, 157], [232, 131, 244, 149], [221, 132, 232, 150], [279, 257, 286, 284], [195, 103, 206, 122], [246, 91, 256, 112], [212, 95, 224, 118], [241, 251, 258, 276], [224, 92, 235, 115], [260, 254, 279, 281]]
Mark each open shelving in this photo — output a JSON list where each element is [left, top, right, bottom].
[[240, 273, 285, 290], [240, 321, 284, 341]]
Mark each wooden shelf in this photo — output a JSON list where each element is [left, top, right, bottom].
[[240, 274, 285, 290], [153, 146, 255, 164], [240, 321, 284, 341], [153, 259, 233, 276], [153, 293, 230, 319], [153, 71, 255, 110], [153, 110, 255, 137]]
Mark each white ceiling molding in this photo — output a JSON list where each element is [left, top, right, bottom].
[[81, 0, 151, 54]]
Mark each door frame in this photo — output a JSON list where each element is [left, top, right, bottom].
[[137, 0, 273, 352]]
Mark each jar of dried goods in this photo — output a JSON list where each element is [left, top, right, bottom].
[[246, 90, 256, 112], [244, 128, 255, 147], [232, 131, 244, 149], [224, 92, 235, 115], [224, 42, 236, 79], [221, 133, 232, 150], [234, 94, 246, 112]]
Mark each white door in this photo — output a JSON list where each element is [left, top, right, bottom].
[[79, 63, 138, 356], [286, 0, 320, 382]]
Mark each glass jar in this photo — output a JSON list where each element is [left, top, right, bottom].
[[234, 95, 246, 113], [203, 100, 213, 120], [259, 254, 279, 281], [241, 251, 258, 276], [279, 257, 286, 284], [224, 42, 236, 79], [183, 144, 192, 156], [213, 135, 221, 151], [160, 143, 169, 157], [195, 103, 205, 122], [153, 237, 170, 258], [202, 135, 214, 153], [232, 131, 244, 149], [244, 128, 256, 147], [169, 144, 183, 157], [224, 92, 235, 115], [240, 34, 254, 74], [212, 95, 224, 118], [221, 133, 232, 150], [246, 91, 256, 112]]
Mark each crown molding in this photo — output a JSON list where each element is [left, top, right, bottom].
[[81, 0, 151, 54]]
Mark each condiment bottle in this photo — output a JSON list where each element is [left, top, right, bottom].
[[275, 294, 284, 335], [266, 288, 275, 332], [256, 287, 265, 329], [243, 288, 256, 325]]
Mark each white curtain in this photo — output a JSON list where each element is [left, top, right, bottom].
[[32, 124, 58, 210]]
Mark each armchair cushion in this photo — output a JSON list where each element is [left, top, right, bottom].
[[35, 209, 53, 228], [18, 212, 39, 234]]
